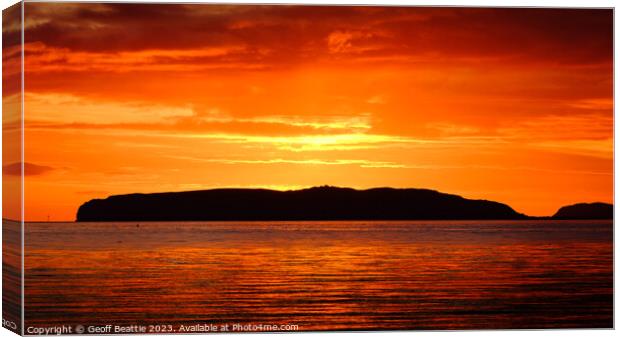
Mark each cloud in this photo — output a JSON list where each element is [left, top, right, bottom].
[[175, 132, 499, 153], [497, 113, 613, 158], [166, 155, 406, 168], [327, 31, 356, 53], [21, 4, 612, 71], [24, 42, 265, 73], [22, 92, 374, 137], [499, 113, 612, 141], [3, 162, 55, 176], [24, 92, 194, 124], [532, 139, 613, 159], [565, 98, 613, 111], [239, 115, 371, 131]]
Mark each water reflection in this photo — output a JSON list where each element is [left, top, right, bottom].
[[25, 220, 612, 330]]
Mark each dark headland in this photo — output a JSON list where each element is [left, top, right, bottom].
[[76, 186, 612, 222], [552, 202, 613, 220]]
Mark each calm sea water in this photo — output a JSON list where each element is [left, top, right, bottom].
[[24, 220, 612, 331]]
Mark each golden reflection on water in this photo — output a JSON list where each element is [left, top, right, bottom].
[[25, 220, 612, 330]]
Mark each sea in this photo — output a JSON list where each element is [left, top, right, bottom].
[[19, 220, 613, 331]]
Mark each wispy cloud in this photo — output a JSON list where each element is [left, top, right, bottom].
[[23, 92, 373, 136], [532, 139, 613, 159], [498, 113, 612, 158], [166, 155, 406, 168], [565, 98, 613, 111], [24, 42, 263, 73], [24, 92, 194, 124], [176, 132, 439, 152]]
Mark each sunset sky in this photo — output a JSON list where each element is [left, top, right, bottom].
[[2, 4, 613, 221]]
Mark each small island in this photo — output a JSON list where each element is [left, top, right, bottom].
[[77, 186, 529, 222], [552, 202, 613, 220]]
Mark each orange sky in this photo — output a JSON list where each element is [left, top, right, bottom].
[[2, 4, 613, 221]]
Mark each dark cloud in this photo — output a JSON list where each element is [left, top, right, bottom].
[[2, 2, 22, 48], [3, 162, 55, 176], [3, 2, 23, 96], [21, 4, 612, 68]]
